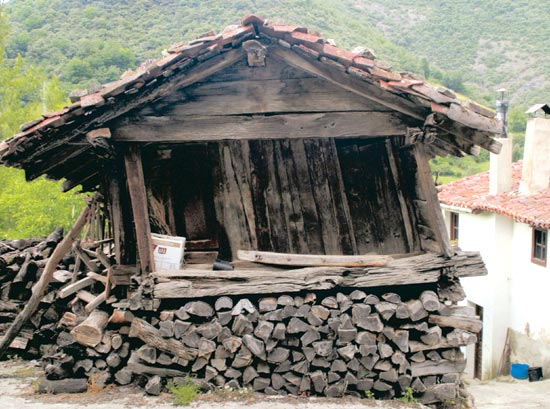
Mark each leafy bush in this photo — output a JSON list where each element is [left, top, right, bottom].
[[395, 386, 418, 404], [167, 378, 200, 406]]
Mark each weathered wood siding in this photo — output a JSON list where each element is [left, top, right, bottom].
[[124, 57, 434, 259], [141, 137, 420, 259]]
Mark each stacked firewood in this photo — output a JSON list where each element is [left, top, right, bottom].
[[39, 312, 133, 393], [43, 287, 480, 405], [0, 229, 68, 356], [2, 225, 480, 406], [0, 228, 115, 358]]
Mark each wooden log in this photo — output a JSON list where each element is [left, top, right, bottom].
[[109, 309, 135, 324], [76, 290, 96, 304], [37, 377, 88, 394], [152, 251, 485, 299], [411, 359, 466, 377], [71, 310, 109, 347], [130, 317, 197, 360], [85, 293, 109, 313], [420, 291, 441, 312], [127, 351, 187, 377], [0, 202, 91, 358], [124, 144, 154, 275], [237, 250, 390, 267], [59, 312, 77, 329], [428, 314, 482, 333], [0, 300, 19, 313], [58, 276, 94, 298]]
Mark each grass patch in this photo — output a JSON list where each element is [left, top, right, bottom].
[[395, 386, 418, 404], [167, 377, 200, 406]]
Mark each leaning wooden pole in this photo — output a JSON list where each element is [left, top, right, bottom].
[[0, 201, 92, 357]]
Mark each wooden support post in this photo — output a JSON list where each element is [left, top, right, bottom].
[[385, 139, 415, 252], [412, 144, 452, 257], [0, 202, 91, 358], [109, 174, 124, 265], [124, 144, 154, 274]]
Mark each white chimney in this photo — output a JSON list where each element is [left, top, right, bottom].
[[520, 108, 550, 195], [490, 137, 513, 194]]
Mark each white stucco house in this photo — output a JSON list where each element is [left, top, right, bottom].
[[437, 108, 550, 380]]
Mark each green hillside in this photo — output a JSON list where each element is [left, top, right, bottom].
[[5, 0, 549, 106], [4, 0, 424, 90], [353, 0, 550, 108]]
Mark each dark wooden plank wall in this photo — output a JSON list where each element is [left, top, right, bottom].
[[140, 138, 419, 259], [128, 57, 429, 260]]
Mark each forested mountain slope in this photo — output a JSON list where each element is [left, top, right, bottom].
[[4, 0, 548, 107], [354, 0, 550, 108]]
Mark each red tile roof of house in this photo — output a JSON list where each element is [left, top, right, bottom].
[[437, 161, 550, 229]]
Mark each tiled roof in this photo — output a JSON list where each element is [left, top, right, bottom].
[[437, 161, 550, 229], [0, 14, 502, 182]]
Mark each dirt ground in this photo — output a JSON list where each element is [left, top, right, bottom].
[[1, 360, 549, 409], [467, 376, 550, 409]]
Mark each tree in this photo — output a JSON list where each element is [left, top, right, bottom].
[[0, 6, 83, 239]]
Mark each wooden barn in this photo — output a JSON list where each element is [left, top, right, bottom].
[[0, 15, 502, 404]]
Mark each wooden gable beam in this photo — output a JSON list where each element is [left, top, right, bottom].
[[271, 46, 426, 121], [114, 111, 414, 143], [18, 49, 247, 170], [124, 144, 154, 275]]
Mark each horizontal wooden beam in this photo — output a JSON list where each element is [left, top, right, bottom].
[[237, 250, 390, 267], [152, 251, 486, 299], [114, 111, 411, 143]]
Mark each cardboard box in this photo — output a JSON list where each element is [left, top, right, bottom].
[[151, 233, 186, 271]]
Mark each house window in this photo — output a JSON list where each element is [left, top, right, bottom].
[[450, 212, 459, 244], [532, 228, 547, 266]]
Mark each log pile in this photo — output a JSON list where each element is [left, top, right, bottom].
[[1, 227, 481, 407], [0, 228, 114, 358], [41, 285, 480, 406], [0, 229, 67, 355]]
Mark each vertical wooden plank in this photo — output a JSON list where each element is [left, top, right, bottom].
[[108, 175, 123, 265], [287, 140, 324, 254], [385, 139, 415, 252], [303, 139, 344, 254], [124, 144, 154, 274], [337, 142, 377, 254], [210, 141, 256, 259], [323, 138, 357, 254], [337, 140, 409, 255], [260, 140, 290, 252], [173, 145, 217, 240], [275, 140, 309, 254], [229, 141, 258, 249], [247, 140, 271, 252], [412, 143, 452, 257]]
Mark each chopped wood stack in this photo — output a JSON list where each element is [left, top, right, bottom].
[[0, 229, 68, 355], [2, 228, 481, 407], [0, 228, 114, 357], [42, 285, 480, 406]]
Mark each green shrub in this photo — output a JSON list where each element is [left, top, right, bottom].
[[167, 377, 200, 406], [395, 386, 418, 404], [364, 389, 375, 399]]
